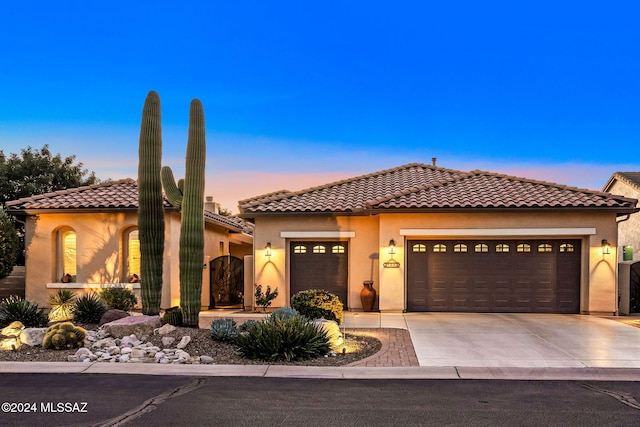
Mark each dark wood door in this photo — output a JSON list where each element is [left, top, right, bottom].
[[407, 240, 581, 313], [290, 241, 348, 305]]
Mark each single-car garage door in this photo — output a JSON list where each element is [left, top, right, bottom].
[[407, 240, 581, 313], [290, 241, 348, 305]]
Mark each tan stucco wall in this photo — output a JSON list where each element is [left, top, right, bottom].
[[23, 210, 252, 311], [251, 210, 619, 314], [607, 180, 640, 262]]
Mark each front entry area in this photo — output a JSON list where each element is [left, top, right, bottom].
[[406, 239, 581, 313], [289, 241, 348, 305]]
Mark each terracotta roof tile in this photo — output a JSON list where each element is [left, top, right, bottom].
[[240, 163, 638, 214]]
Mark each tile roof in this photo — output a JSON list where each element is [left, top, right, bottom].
[[604, 172, 640, 192], [239, 163, 638, 215], [5, 179, 253, 234]]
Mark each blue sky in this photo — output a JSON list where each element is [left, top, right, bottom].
[[1, 1, 639, 212]]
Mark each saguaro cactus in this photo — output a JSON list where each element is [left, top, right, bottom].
[[161, 99, 206, 327], [137, 91, 165, 315]]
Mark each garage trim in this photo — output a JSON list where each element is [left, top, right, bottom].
[[281, 231, 355, 238], [400, 228, 596, 236]]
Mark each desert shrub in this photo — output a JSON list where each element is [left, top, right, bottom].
[[239, 319, 260, 333], [236, 315, 330, 362], [290, 289, 344, 325], [161, 306, 183, 326], [0, 208, 19, 279], [42, 322, 86, 350], [73, 293, 108, 324], [269, 306, 301, 321], [210, 318, 239, 343], [101, 286, 138, 311], [0, 296, 48, 328], [48, 289, 76, 322]]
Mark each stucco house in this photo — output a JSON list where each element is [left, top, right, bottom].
[[239, 163, 638, 315], [602, 172, 640, 263], [5, 179, 253, 309]]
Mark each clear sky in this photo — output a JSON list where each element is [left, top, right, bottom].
[[1, 1, 638, 212]]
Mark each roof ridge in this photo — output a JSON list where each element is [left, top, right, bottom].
[[365, 170, 474, 207], [238, 189, 295, 209], [4, 178, 134, 207], [609, 172, 640, 192], [239, 163, 459, 210]]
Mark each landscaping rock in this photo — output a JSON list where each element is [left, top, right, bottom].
[[99, 309, 130, 326], [1, 321, 25, 337], [161, 337, 175, 347], [312, 319, 344, 352], [155, 324, 177, 335], [176, 336, 191, 349], [200, 355, 214, 364], [102, 315, 161, 338], [20, 328, 47, 346]]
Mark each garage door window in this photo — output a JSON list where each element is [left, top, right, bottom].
[[474, 243, 489, 253], [496, 243, 510, 253], [313, 245, 326, 254], [538, 243, 553, 252], [560, 243, 575, 253], [433, 244, 447, 253], [293, 245, 307, 254], [332, 245, 345, 254], [412, 243, 427, 252], [517, 243, 531, 252], [454, 243, 468, 253]]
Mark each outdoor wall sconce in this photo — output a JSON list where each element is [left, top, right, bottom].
[[601, 239, 611, 255], [384, 239, 400, 268], [388, 239, 397, 255], [265, 242, 272, 258]]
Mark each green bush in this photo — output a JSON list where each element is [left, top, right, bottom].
[[0, 296, 48, 328], [239, 319, 260, 333], [73, 293, 108, 324], [210, 318, 239, 343], [42, 322, 86, 350], [269, 306, 301, 321], [161, 306, 183, 326], [236, 315, 330, 362], [290, 289, 344, 325], [49, 289, 76, 322], [101, 286, 138, 311]]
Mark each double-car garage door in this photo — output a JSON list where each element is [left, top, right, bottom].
[[407, 239, 581, 313]]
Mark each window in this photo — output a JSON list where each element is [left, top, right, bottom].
[[57, 228, 76, 282], [332, 245, 345, 254], [293, 245, 307, 254], [560, 243, 575, 253], [433, 244, 447, 253], [517, 243, 531, 253], [412, 244, 426, 253], [125, 228, 141, 281], [474, 243, 488, 253], [219, 241, 225, 255], [454, 243, 468, 253], [313, 245, 326, 254], [538, 243, 553, 253], [496, 243, 510, 253]]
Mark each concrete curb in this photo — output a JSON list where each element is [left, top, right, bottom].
[[3, 362, 640, 381]]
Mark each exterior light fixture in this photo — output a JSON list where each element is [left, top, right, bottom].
[[265, 242, 272, 258], [601, 239, 611, 255], [388, 239, 397, 255]]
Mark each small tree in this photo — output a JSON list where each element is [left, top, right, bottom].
[[0, 208, 19, 279]]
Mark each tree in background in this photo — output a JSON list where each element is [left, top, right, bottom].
[[0, 208, 19, 279], [0, 145, 99, 205]]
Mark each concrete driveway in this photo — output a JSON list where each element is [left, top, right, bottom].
[[342, 312, 640, 368]]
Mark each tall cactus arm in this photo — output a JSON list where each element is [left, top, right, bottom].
[[161, 166, 183, 208]]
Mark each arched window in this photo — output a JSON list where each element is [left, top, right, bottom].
[[56, 228, 76, 282], [538, 243, 553, 253], [474, 243, 488, 253], [433, 244, 447, 253], [559, 243, 575, 253], [293, 245, 307, 254], [412, 244, 426, 253], [517, 243, 531, 253], [332, 245, 345, 254], [125, 228, 141, 282], [313, 245, 326, 254], [454, 243, 467, 253], [496, 243, 510, 253]]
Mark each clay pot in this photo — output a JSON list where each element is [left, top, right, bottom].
[[360, 280, 377, 312]]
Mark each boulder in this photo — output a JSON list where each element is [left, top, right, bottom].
[[176, 336, 191, 349], [155, 324, 177, 335], [20, 328, 47, 346], [102, 315, 161, 339], [99, 309, 130, 326], [1, 321, 25, 337], [312, 318, 344, 352]]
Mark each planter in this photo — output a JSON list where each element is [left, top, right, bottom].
[[360, 280, 377, 312]]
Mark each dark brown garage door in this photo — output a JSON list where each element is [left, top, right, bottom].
[[290, 241, 348, 305], [407, 240, 581, 313]]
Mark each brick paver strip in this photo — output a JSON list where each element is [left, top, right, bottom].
[[346, 328, 419, 367]]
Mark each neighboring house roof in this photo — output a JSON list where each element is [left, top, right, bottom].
[[5, 179, 253, 235], [239, 163, 638, 216], [603, 172, 640, 193]]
